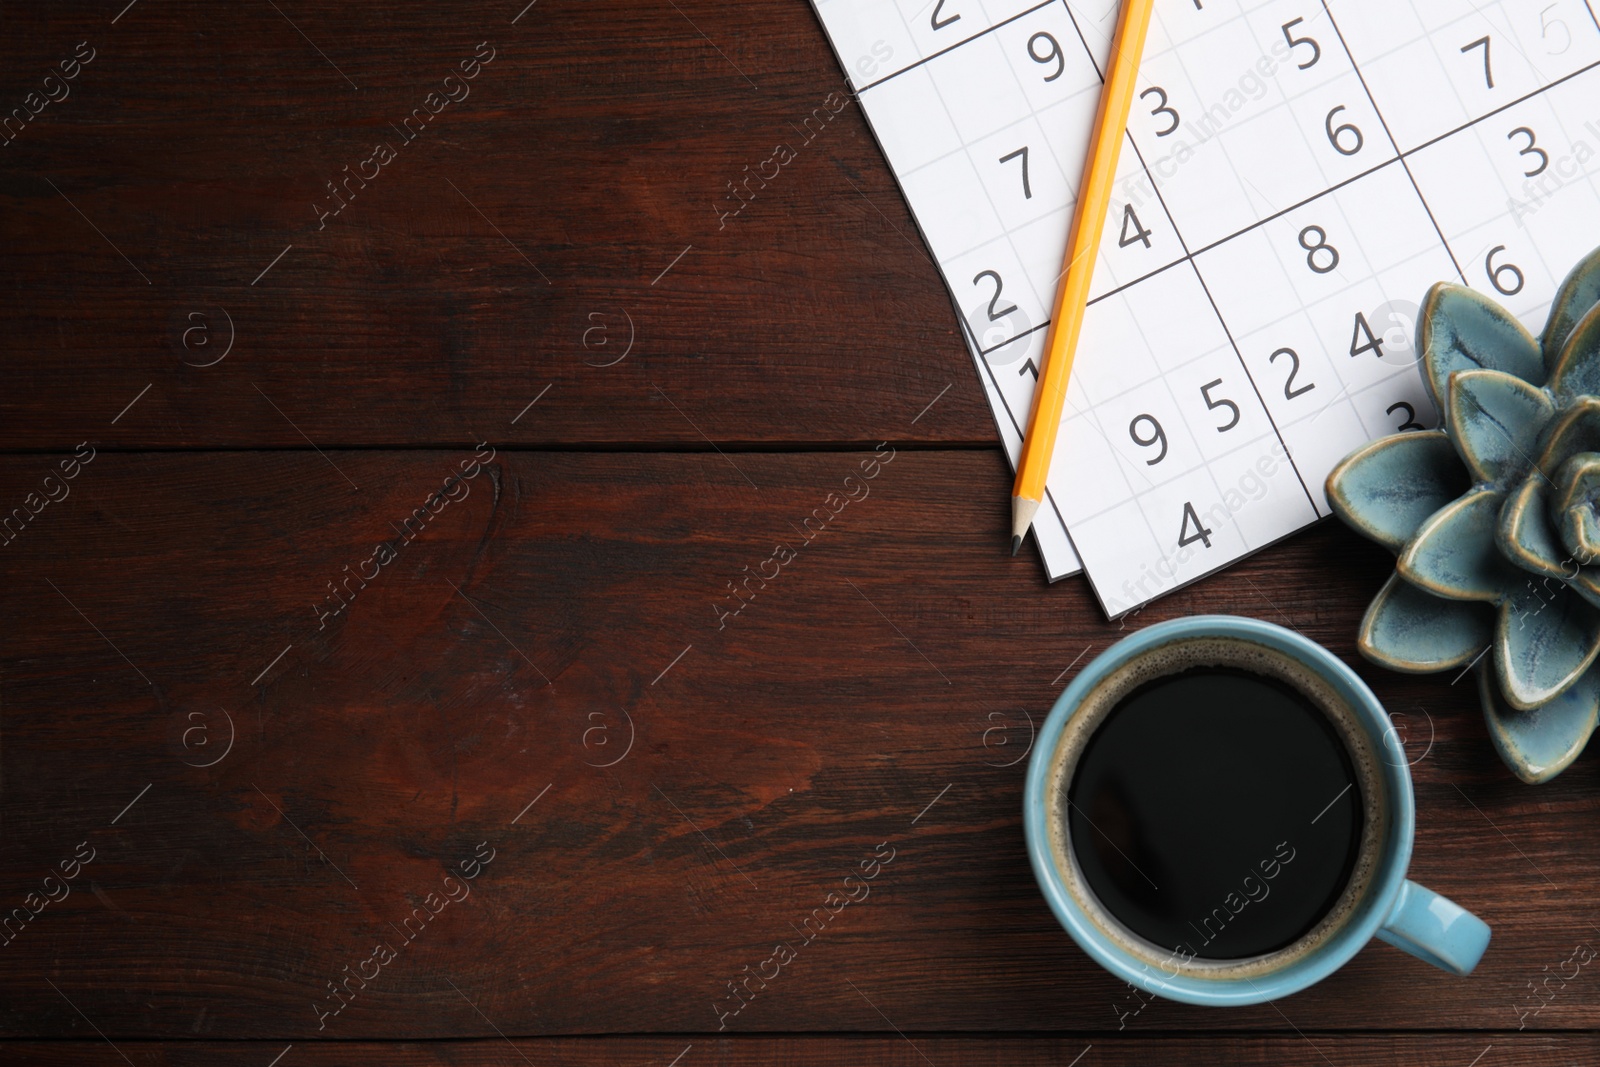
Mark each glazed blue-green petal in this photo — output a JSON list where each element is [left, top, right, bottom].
[[1446, 368, 1555, 483], [1544, 245, 1600, 372], [1326, 431, 1470, 552], [1398, 488, 1513, 602], [1548, 301, 1600, 400], [1498, 475, 1569, 577], [1480, 660, 1599, 783], [1534, 397, 1600, 478], [1420, 283, 1545, 413], [1359, 574, 1494, 673], [1554, 452, 1600, 564], [1495, 580, 1600, 709], [1569, 568, 1600, 612]]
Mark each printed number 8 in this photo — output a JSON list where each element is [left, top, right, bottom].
[[1299, 225, 1340, 274]]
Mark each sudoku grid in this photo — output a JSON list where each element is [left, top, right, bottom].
[[811, 0, 1600, 614]]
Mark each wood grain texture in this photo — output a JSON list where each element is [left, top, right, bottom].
[[4, 0, 1598, 1057], [0, 1035, 1587, 1066], [0, 450, 1596, 1039], [0, 0, 989, 450]]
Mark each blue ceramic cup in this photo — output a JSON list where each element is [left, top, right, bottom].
[[1023, 615, 1490, 1005]]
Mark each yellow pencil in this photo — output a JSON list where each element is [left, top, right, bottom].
[[1011, 0, 1158, 556]]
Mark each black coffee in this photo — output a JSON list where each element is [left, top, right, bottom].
[[1064, 665, 1363, 960]]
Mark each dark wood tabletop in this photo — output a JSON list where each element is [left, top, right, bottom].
[[2, 2, 1596, 1064]]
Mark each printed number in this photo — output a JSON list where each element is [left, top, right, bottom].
[[999, 146, 1032, 199], [1543, 4, 1572, 54], [1028, 31, 1064, 81], [1324, 105, 1363, 156], [1281, 17, 1321, 69], [1201, 379, 1240, 432], [1142, 86, 1180, 136], [931, 0, 959, 30], [1269, 347, 1315, 399], [1486, 245, 1525, 295], [1119, 204, 1152, 249], [1020, 358, 1038, 380], [1387, 401, 1426, 432], [1461, 35, 1493, 89], [1129, 414, 1168, 465], [1178, 501, 1214, 550], [973, 270, 1017, 321], [1508, 127, 1549, 177], [1350, 311, 1384, 358], [1299, 225, 1340, 274]]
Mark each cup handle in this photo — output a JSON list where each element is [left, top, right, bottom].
[[1374, 879, 1490, 975]]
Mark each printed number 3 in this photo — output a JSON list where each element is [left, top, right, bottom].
[[1141, 87, 1179, 136]]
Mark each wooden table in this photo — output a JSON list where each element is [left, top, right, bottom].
[[2, 2, 1594, 1064]]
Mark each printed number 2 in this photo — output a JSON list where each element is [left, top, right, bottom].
[[1179, 501, 1214, 549], [931, 0, 959, 30]]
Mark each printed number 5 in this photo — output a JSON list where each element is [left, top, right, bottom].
[[1542, 4, 1571, 54], [1201, 379, 1240, 432]]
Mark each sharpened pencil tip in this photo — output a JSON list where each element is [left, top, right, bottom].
[[1010, 535, 1022, 557]]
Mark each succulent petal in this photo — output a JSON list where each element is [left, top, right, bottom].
[[1420, 283, 1544, 413], [1480, 660, 1600, 783], [1446, 368, 1555, 484], [1398, 488, 1515, 602], [1543, 245, 1600, 373], [1495, 579, 1600, 709], [1358, 574, 1494, 673], [1498, 474, 1571, 577], [1533, 396, 1600, 479], [1326, 431, 1470, 552], [1553, 452, 1600, 565], [1547, 301, 1600, 400]]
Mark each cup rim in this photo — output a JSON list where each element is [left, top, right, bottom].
[[1023, 615, 1415, 1006]]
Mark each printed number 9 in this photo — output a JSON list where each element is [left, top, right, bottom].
[[1129, 414, 1168, 465], [1028, 32, 1064, 81]]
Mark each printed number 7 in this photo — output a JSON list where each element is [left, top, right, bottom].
[[1461, 36, 1493, 89], [999, 147, 1032, 199]]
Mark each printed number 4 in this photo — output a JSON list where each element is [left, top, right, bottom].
[[1179, 501, 1213, 550], [1119, 204, 1152, 249]]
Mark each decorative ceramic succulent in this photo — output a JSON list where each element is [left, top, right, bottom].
[[1327, 247, 1600, 784]]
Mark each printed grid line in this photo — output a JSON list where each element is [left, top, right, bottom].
[[815, 0, 1600, 609]]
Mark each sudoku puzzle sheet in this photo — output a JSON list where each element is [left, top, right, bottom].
[[810, 0, 1600, 615]]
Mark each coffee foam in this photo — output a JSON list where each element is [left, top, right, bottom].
[[1045, 635, 1388, 980]]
